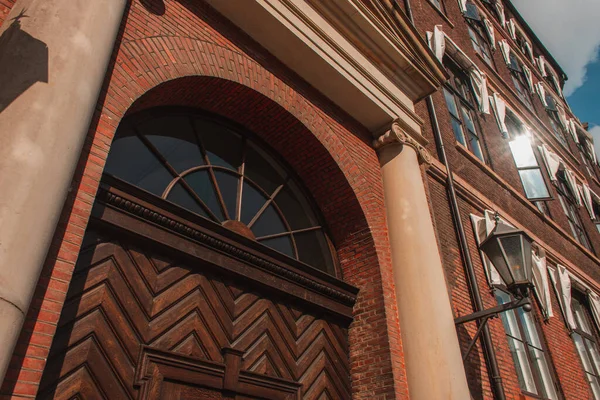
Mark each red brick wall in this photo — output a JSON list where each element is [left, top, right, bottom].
[[0, 1, 408, 399], [411, 0, 600, 399], [0, 0, 15, 28]]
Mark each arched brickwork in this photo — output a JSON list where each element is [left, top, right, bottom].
[[0, 1, 408, 398]]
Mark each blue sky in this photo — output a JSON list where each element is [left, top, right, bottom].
[[511, 0, 600, 154]]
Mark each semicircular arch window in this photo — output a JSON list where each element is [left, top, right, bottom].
[[104, 110, 335, 274]]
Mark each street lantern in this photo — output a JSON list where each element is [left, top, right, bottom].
[[479, 215, 534, 297]]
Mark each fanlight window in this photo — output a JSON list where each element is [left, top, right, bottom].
[[105, 110, 335, 274]]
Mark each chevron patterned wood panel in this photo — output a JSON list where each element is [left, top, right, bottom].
[[38, 230, 351, 400]]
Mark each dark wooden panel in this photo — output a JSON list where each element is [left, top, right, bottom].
[[38, 229, 351, 400]]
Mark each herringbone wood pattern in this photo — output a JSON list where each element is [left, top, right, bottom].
[[38, 230, 351, 399]]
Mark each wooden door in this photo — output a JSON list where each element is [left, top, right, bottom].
[[38, 182, 357, 400]]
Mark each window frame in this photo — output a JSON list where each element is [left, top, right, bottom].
[[508, 52, 534, 110], [495, 288, 561, 399], [556, 175, 594, 252], [571, 292, 600, 399], [464, 3, 495, 68], [442, 58, 487, 162], [506, 115, 552, 201]]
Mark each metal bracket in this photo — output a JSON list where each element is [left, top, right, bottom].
[[455, 297, 531, 360]]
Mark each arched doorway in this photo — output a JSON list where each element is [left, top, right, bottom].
[[38, 107, 358, 399]]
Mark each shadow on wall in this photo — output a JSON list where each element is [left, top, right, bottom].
[[457, 324, 484, 400], [0, 9, 48, 113]]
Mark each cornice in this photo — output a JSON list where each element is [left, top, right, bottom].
[[95, 186, 358, 308]]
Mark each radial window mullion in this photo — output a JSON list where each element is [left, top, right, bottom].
[[247, 184, 285, 229], [136, 130, 220, 221], [236, 138, 247, 221], [190, 117, 231, 220]]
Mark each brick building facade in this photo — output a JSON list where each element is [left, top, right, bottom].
[[0, 0, 598, 399]]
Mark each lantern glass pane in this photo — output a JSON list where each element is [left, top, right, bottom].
[[500, 235, 526, 281]]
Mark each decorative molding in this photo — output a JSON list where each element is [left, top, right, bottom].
[[373, 120, 432, 165], [135, 347, 301, 399], [97, 188, 356, 306]]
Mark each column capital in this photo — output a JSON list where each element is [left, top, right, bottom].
[[373, 121, 432, 165]]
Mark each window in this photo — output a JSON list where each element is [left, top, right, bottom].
[[544, 95, 569, 147], [496, 289, 559, 399], [105, 110, 336, 273], [571, 293, 600, 399], [443, 60, 485, 162], [580, 147, 598, 180], [508, 133, 551, 200], [464, 3, 494, 67], [515, 31, 533, 62], [556, 174, 593, 252], [509, 53, 534, 109]]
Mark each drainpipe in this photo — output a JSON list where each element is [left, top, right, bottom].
[[394, 0, 506, 398]]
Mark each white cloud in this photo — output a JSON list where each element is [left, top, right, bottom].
[[511, 0, 600, 96], [589, 125, 600, 160]]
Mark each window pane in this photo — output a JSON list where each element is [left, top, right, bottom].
[[508, 337, 538, 394], [589, 375, 600, 400], [295, 230, 333, 273], [166, 183, 209, 218], [259, 235, 294, 257], [461, 107, 477, 133], [444, 88, 460, 118], [574, 333, 595, 374], [142, 116, 204, 173], [240, 181, 267, 225], [451, 119, 466, 145], [529, 347, 558, 399], [105, 134, 174, 196], [573, 299, 593, 334], [468, 132, 484, 161], [275, 183, 317, 230], [194, 119, 242, 171], [252, 205, 287, 237], [509, 137, 538, 168], [185, 171, 224, 221], [518, 308, 542, 348], [519, 169, 550, 199], [214, 170, 239, 220], [587, 338, 600, 374], [244, 142, 286, 195]]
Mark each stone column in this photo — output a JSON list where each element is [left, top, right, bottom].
[[0, 0, 127, 383], [374, 122, 471, 399]]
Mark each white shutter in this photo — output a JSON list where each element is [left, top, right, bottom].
[[522, 65, 534, 93], [470, 69, 490, 114], [551, 74, 564, 98], [538, 144, 562, 181], [586, 139, 598, 164], [564, 169, 582, 206], [581, 184, 596, 220], [498, 40, 511, 66], [524, 41, 534, 62], [457, 0, 467, 13], [489, 93, 508, 138], [495, 1, 506, 27], [508, 19, 517, 40], [568, 119, 580, 144], [538, 56, 547, 76], [549, 265, 577, 331], [532, 249, 553, 319], [557, 105, 569, 131], [470, 214, 503, 286], [535, 83, 548, 107], [483, 18, 496, 49], [427, 26, 446, 62]]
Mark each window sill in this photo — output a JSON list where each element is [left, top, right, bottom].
[[427, 1, 455, 28]]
